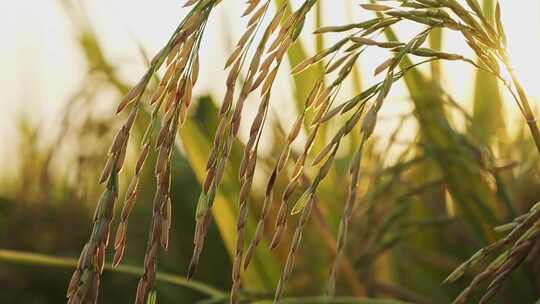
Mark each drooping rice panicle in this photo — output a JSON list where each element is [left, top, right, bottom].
[[210, 2, 337, 302], [136, 2, 219, 303], [187, 0, 285, 286], [273, 143, 337, 302], [269, 12, 415, 253], [67, 1, 221, 303], [443, 202, 540, 303], [134, 3, 218, 302], [188, 4, 321, 302], [66, 170, 118, 304], [242, 82, 314, 269], [327, 140, 364, 297], [67, 49, 156, 304], [224, 2, 286, 302], [280, 4, 474, 298], [269, 22, 398, 301], [269, 45, 359, 251], [273, 193, 315, 301]]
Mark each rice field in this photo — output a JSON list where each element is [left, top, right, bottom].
[[2, 1, 540, 303]]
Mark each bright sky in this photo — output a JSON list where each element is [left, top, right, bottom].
[[1, 1, 539, 168]]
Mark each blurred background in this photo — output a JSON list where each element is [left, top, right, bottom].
[[1, 0, 540, 303]]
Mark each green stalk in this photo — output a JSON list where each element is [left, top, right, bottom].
[[428, 27, 443, 82], [469, 0, 505, 145], [505, 65, 540, 155], [0, 249, 225, 298], [252, 297, 413, 304], [382, 26, 499, 243]]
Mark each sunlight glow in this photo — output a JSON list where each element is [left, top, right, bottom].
[[1, 1, 540, 165]]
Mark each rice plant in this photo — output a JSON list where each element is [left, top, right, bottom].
[[2, 0, 540, 303], [64, 0, 540, 303]]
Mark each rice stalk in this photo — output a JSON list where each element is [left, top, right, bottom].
[[0, 249, 226, 299], [468, 0, 505, 146]]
